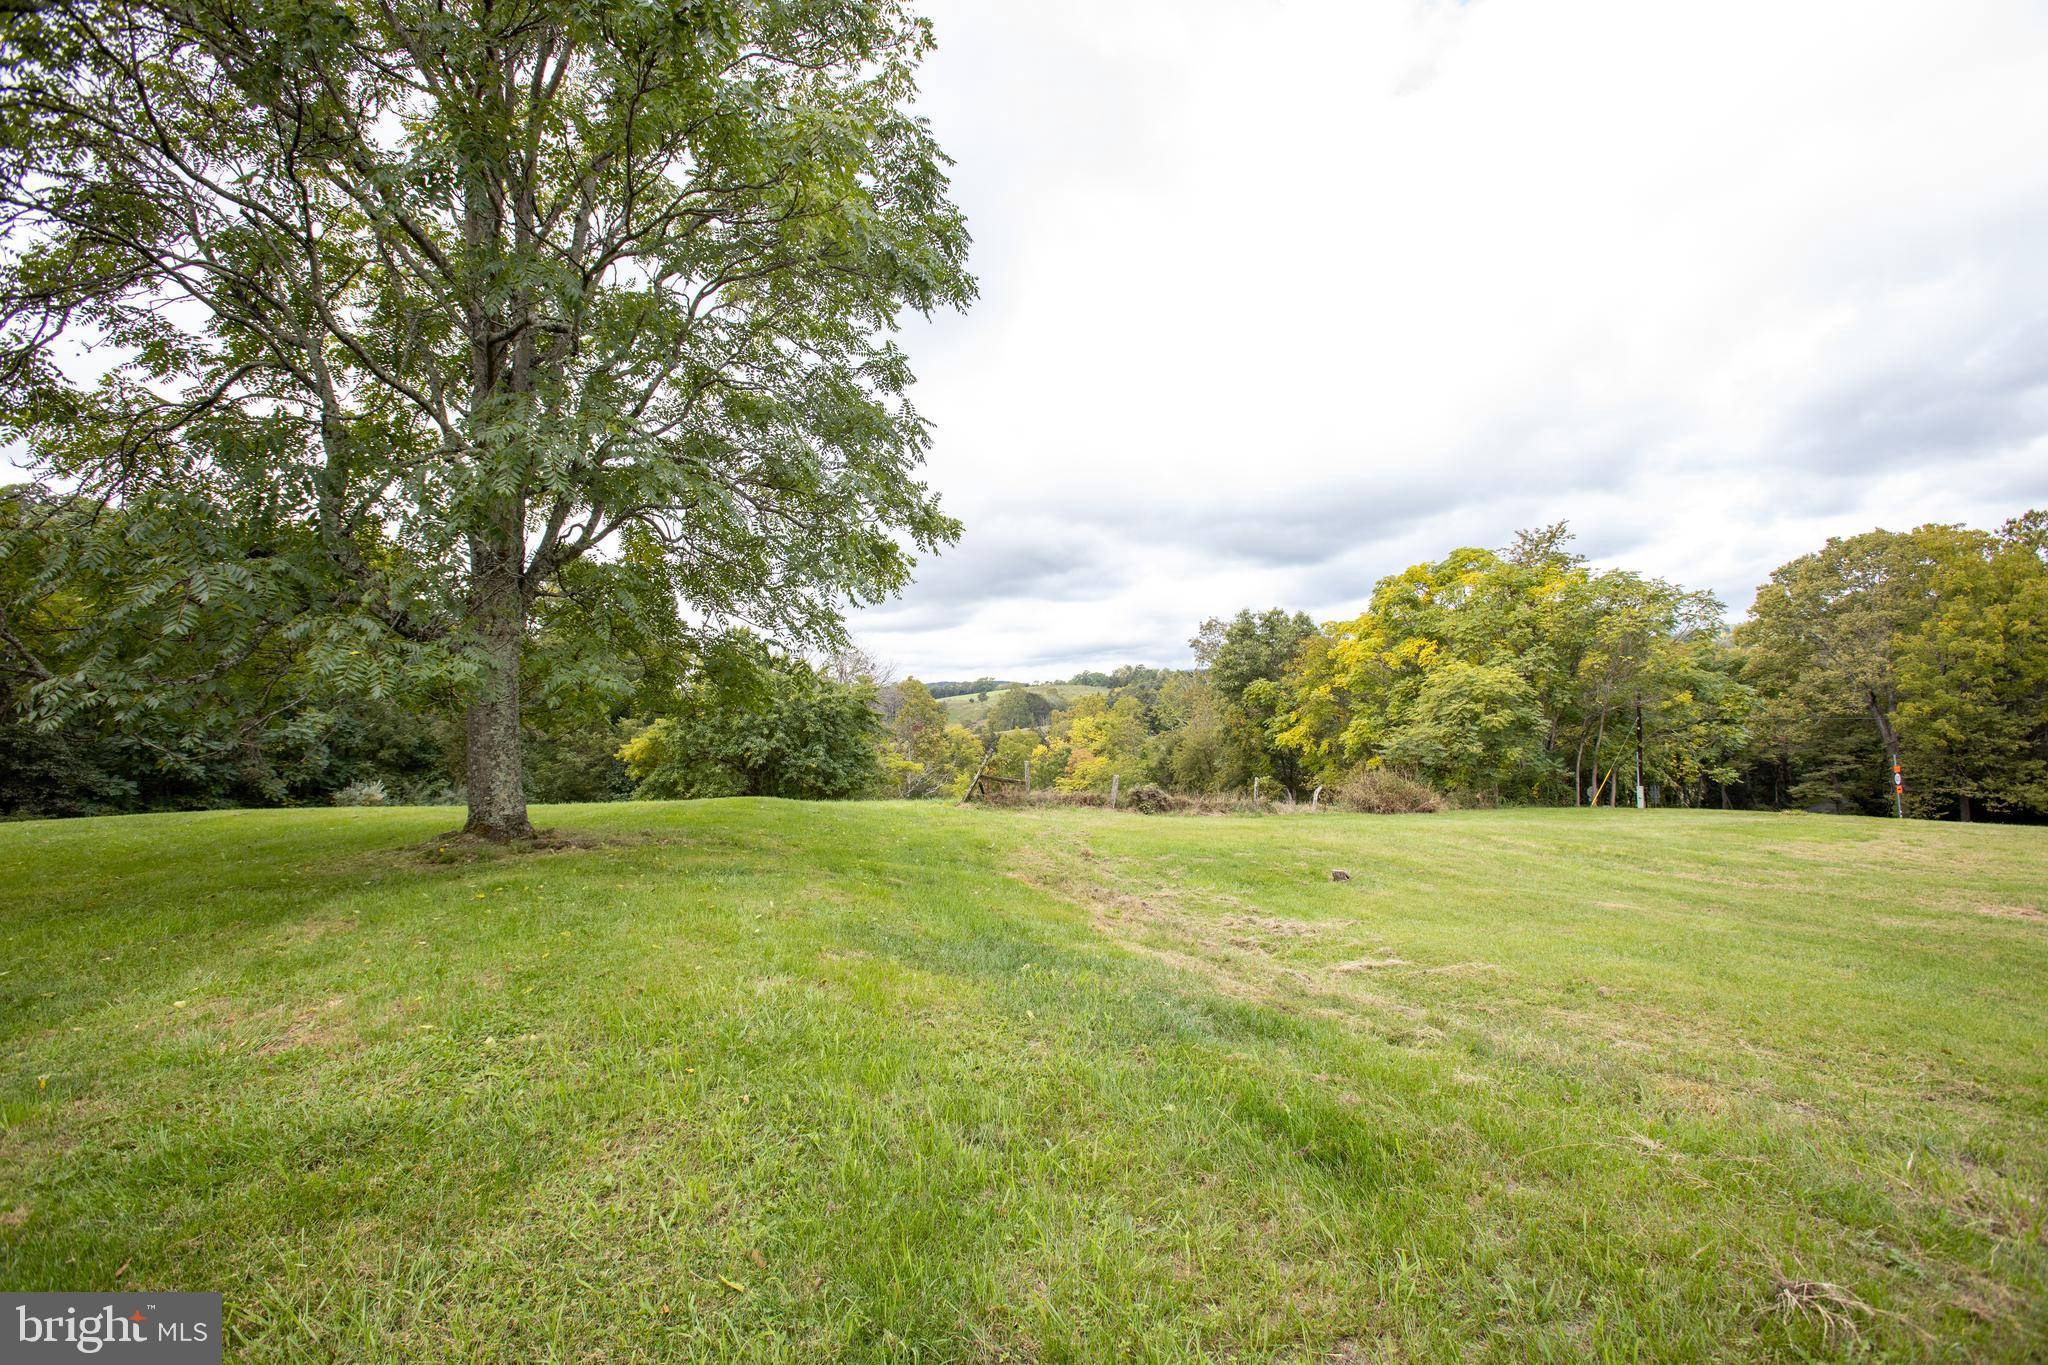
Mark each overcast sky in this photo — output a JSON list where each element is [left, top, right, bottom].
[[850, 0, 2048, 681]]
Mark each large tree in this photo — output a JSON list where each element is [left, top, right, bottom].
[[1191, 607, 1316, 706], [0, 0, 972, 837], [1267, 529, 1739, 803], [1740, 518, 2048, 819]]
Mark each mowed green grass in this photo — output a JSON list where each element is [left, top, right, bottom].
[[2, 803, 2044, 1361]]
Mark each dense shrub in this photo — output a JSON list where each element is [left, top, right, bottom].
[[332, 780, 389, 807], [523, 719, 635, 803], [0, 704, 138, 817], [1334, 767, 1446, 814], [618, 658, 884, 800]]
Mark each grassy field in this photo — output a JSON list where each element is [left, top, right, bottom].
[[2, 802, 2044, 1360], [938, 683, 1106, 727]]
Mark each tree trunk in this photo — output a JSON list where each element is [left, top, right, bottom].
[[1959, 792, 1973, 822], [1633, 694, 1645, 810], [463, 514, 532, 841], [1587, 708, 1609, 808], [1866, 689, 1905, 818], [457, 147, 534, 842]]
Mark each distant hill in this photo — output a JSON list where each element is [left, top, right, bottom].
[[924, 678, 1019, 700], [937, 683, 1106, 727]]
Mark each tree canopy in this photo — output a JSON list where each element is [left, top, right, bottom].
[[0, 0, 973, 837], [1737, 518, 2048, 817], [617, 655, 882, 801]]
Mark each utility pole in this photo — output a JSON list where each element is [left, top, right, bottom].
[[1633, 694, 1646, 810]]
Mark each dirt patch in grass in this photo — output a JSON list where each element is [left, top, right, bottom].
[[254, 996, 359, 1055], [1971, 902, 2044, 922], [349, 827, 720, 875], [0, 1093, 119, 1166], [1648, 1072, 1738, 1116], [271, 913, 362, 947], [405, 829, 654, 863]]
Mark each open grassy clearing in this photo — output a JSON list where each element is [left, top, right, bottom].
[[937, 683, 1106, 727], [1, 803, 2044, 1360]]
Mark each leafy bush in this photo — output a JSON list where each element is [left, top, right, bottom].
[[618, 658, 884, 800], [1334, 767, 1445, 814], [0, 703, 138, 817], [332, 780, 389, 807], [523, 719, 634, 803]]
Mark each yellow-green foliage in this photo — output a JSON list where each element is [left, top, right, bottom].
[[613, 718, 672, 786], [1270, 528, 1736, 802], [1054, 695, 1149, 792], [919, 722, 986, 800], [886, 680, 988, 798], [988, 728, 1041, 784]]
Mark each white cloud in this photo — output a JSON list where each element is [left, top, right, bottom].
[[12, 1, 2041, 682], [855, 0, 2048, 679]]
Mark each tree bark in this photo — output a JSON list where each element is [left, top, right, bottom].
[[455, 140, 536, 842], [463, 510, 533, 841], [1866, 689, 1905, 818]]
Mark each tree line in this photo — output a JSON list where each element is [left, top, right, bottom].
[[904, 517, 2042, 820], [7, 511, 2039, 821]]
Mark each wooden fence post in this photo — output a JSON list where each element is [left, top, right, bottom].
[[1110, 774, 1119, 809], [1024, 759, 1032, 794], [1252, 776, 1261, 803]]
